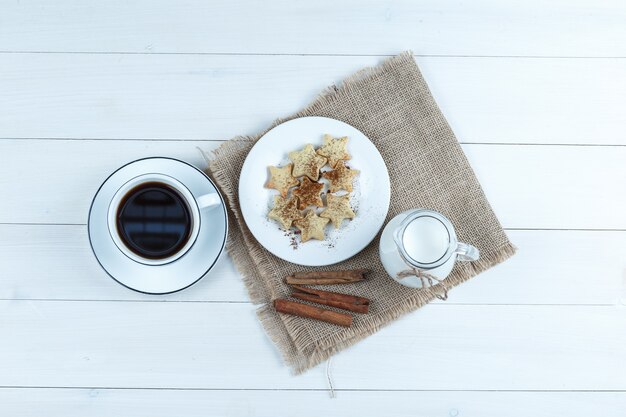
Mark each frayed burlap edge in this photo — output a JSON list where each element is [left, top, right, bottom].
[[207, 51, 517, 374], [208, 52, 420, 303], [260, 242, 517, 374]]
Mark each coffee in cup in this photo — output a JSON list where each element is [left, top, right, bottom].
[[108, 173, 220, 266], [116, 181, 193, 260]]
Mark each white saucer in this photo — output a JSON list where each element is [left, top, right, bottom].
[[239, 117, 390, 266], [88, 157, 228, 294]]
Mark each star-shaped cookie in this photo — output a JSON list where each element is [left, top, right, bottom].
[[294, 210, 330, 242], [316, 134, 351, 168], [322, 161, 360, 193], [288, 144, 327, 181], [268, 195, 302, 229], [266, 164, 299, 197], [320, 194, 356, 228], [292, 177, 324, 210]]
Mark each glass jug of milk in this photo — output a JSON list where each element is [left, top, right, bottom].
[[379, 209, 479, 288]]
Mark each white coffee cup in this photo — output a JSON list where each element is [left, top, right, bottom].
[[107, 173, 221, 266]]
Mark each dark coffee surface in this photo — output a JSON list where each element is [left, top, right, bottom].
[[116, 182, 192, 260]]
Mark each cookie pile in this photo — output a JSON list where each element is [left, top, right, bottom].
[[266, 135, 359, 242]]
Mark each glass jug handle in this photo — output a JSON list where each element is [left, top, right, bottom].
[[456, 242, 480, 262]]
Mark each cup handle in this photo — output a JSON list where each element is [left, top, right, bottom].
[[196, 193, 221, 210], [456, 242, 480, 262]]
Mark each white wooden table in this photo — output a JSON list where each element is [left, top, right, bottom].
[[1, 1, 625, 415]]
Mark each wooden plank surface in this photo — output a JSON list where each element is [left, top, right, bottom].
[[1, 0, 624, 57], [1, 389, 625, 417], [1, 226, 623, 305], [1, 301, 625, 390], [1, 0, 624, 414], [1, 140, 624, 229], [1, 54, 624, 144]]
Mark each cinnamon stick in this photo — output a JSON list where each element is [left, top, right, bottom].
[[285, 269, 368, 285], [290, 285, 370, 314], [273, 299, 352, 327]]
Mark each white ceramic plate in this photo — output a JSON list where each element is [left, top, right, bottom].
[[239, 117, 390, 266], [88, 157, 228, 294]]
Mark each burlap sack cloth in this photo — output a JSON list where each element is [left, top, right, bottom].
[[207, 52, 516, 374]]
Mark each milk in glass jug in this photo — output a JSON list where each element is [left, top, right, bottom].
[[379, 209, 479, 291]]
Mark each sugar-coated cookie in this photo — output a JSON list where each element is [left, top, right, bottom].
[[316, 134, 351, 168], [320, 194, 356, 228], [322, 161, 359, 193], [266, 164, 299, 197], [294, 210, 330, 242], [292, 177, 325, 210], [268, 195, 302, 229], [288, 144, 327, 181]]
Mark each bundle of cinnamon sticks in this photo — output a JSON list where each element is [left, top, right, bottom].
[[273, 269, 370, 327]]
